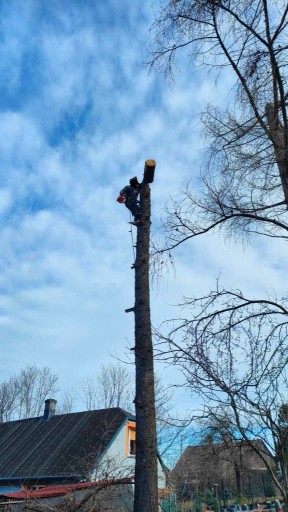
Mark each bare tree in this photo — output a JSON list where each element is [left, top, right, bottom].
[[80, 364, 133, 412], [16, 364, 58, 418], [148, 0, 288, 505], [0, 376, 20, 422], [96, 364, 133, 410], [57, 390, 76, 414], [0, 365, 58, 421], [155, 288, 288, 501], [80, 377, 99, 411]]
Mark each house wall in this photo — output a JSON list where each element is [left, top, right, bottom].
[[92, 420, 167, 489]]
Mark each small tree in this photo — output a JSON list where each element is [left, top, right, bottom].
[[204, 488, 219, 511]]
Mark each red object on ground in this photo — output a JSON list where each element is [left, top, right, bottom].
[[117, 195, 125, 203]]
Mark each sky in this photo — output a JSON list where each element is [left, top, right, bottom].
[[0, 0, 287, 415]]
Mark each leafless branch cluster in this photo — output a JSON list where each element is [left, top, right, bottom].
[[155, 292, 288, 496], [80, 363, 133, 412], [150, 0, 288, 249]]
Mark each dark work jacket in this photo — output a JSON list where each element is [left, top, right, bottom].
[[119, 185, 140, 200]]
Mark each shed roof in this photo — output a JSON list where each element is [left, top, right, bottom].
[[0, 478, 134, 500], [0, 407, 134, 480]]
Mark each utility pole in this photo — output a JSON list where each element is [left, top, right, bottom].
[[131, 159, 158, 512]]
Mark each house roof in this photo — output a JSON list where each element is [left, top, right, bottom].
[[0, 407, 134, 481], [176, 439, 273, 462], [172, 439, 275, 483]]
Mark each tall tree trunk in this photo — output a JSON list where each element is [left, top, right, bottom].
[[133, 181, 158, 512]]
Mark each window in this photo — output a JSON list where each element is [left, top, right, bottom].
[[129, 427, 136, 455], [126, 421, 136, 456]]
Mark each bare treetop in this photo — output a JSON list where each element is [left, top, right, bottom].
[[150, 0, 288, 249]]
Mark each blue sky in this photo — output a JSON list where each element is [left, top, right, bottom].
[[0, 0, 286, 413]]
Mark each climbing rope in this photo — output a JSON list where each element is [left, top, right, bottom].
[[129, 211, 136, 261]]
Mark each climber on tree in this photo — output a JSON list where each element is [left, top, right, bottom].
[[117, 177, 142, 225]]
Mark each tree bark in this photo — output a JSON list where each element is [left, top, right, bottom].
[[133, 181, 158, 512]]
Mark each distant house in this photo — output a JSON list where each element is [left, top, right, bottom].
[[0, 399, 167, 494], [172, 439, 276, 500]]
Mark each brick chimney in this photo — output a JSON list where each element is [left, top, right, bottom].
[[43, 398, 57, 420]]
